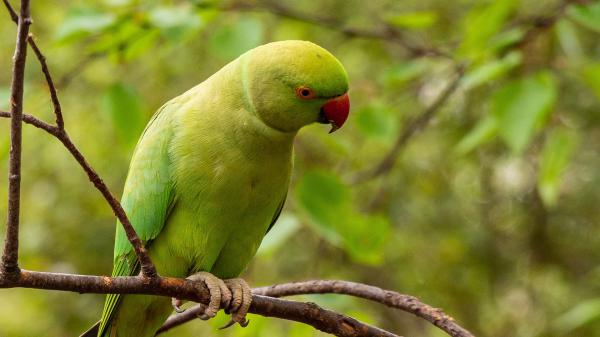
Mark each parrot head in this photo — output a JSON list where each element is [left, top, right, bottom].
[[242, 40, 350, 133]]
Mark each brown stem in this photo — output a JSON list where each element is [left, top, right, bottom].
[[162, 280, 474, 337], [351, 65, 465, 184], [1, 0, 31, 276], [0, 270, 400, 337], [1, 0, 157, 278], [222, 0, 452, 59]]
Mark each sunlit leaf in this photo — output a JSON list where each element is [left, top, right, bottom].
[[455, 115, 498, 155], [538, 128, 577, 207], [556, 19, 584, 63], [209, 17, 263, 60], [55, 9, 116, 43], [461, 51, 522, 90], [581, 63, 600, 101], [554, 298, 600, 333], [491, 71, 557, 153], [149, 5, 203, 41], [460, 0, 518, 58], [387, 11, 438, 29], [101, 82, 145, 145], [123, 29, 160, 61], [568, 1, 600, 34]]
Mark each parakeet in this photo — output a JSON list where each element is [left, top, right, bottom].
[[82, 40, 350, 337]]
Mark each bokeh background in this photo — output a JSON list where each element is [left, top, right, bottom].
[[1, 0, 600, 336]]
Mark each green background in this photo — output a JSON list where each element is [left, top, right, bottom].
[[1, 0, 600, 336]]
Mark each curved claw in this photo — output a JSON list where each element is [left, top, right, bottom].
[[186, 272, 231, 320], [171, 297, 186, 313], [223, 278, 252, 328]]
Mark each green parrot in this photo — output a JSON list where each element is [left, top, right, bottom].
[[81, 40, 350, 337]]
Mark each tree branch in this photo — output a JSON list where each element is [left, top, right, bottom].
[[220, 0, 452, 59], [0, 270, 401, 337], [1, 0, 31, 276], [160, 280, 474, 337], [351, 65, 465, 184], [2, 0, 157, 278]]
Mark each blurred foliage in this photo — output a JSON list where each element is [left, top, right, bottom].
[[1, 0, 600, 336]]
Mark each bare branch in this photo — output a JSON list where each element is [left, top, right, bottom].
[[1, 0, 157, 278], [351, 65, 465, 184], [1, 0, 31, 276], [221, 0, 452, 59], [160, 280, 474, 337], [2, 0, 63, 128], [0, 270, 400, 337]]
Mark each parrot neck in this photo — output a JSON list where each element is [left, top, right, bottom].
[[201, 57, 297, 152]]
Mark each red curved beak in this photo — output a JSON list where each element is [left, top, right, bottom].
[[321, 93, 350, 133]]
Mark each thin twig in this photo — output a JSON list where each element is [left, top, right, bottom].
[[2, 0, 63, 128], [351, 65, 465, 184], [221, 0, 452, 59], [161, 280, 474, 337], [0, 270, 400, 337], [1, 0, 31, 276], [2, 0, 158, 278]]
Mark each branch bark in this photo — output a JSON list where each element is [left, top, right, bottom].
[[160, 280, 474, 337], [351, 65, 465, 184], [0, 270, 401, 337], [1, 0, 31, 276], [221, 0, 452, 59], [2, 0, 157, 278]]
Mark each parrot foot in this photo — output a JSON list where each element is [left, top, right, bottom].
[[219, 278, 252, 329], [171, 272, 232, 320]]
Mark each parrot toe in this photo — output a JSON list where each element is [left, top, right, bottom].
[[182, 271, 232, 320], [219, 278, 252, 329]]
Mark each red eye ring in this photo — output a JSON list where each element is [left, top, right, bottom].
[[295, 86, 316, 100]]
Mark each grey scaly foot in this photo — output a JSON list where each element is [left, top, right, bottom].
[[219, 278, 252, 329], [171, 271, 232, 320]]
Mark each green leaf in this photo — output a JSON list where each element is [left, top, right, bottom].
[[148, 5, 203, 41], [387, 11, 438, 29], [491, 71, 557, 153], [355, 104, 397, 140], [461, 51, 522, 90], [257, 213, 301, 256], [296, 170, 389, 265], [209, 17, 263, 60], [554, 298, 600, 333], [383, 60, 429, 88], [538, 128, 577, 207], [581, 63, 600, 101], [123, 29, 160, 61], [454, 115, 498, 155], [100, 83, 145, 145], [55, 9, 116, 43], [342, 214, 389, 265], [568, 2, 600, 34], [296, 170, 348, 244], [460, 0, 519, 58], [556, 19, 584, 63]]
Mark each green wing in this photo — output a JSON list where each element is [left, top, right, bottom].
[[266, 192, 287, 234], [98, 101, 179, 336]]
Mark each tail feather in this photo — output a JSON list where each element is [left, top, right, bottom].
[[79, 321, 100, 337]]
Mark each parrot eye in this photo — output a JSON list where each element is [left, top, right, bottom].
[[295, 86, 316, 100]]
